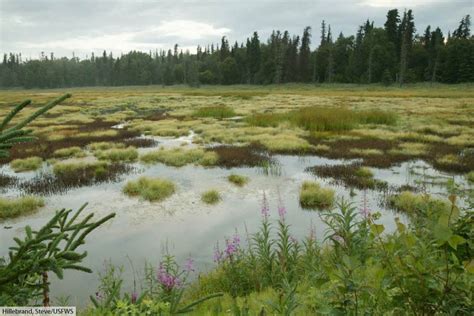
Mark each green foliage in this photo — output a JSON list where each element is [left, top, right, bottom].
[[87, 256, 222, 315], [10, 156, 43, 172], [123, 176, 176, 202], [0, 204, 115, 305], [0, 196, 44, 220], [466, 171, 474, 183], [193, 106, 236, 119], [201, 190, 221, 204], [227, 174, 249, 187], [299, 181, 335, 210]]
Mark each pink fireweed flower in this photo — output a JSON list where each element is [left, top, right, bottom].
[[277, 189, 286, 220], [360, 189, 370, 218], [157, 264, 180, 290], [185, 257, 195, 273], [261, 192, 270, 220], [224, 233, 241, 258], [332, 234, 345, 247], [290, 235, 298, 245], [213, 243, 223, 263]]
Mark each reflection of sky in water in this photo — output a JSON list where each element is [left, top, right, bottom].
[[0, 152, 471, 306]]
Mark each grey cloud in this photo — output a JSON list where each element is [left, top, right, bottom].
[[0, 0, 472, 58]]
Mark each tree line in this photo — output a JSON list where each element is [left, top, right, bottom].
[[1, 9, 472, 88]]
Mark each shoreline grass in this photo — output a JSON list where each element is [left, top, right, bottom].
[[299, 181, 335, 210], [201, 190, 221, 204], [227, 174, 249, 187], [10, 157, 43, 172], [0, 196, 45, 220], [123, 176, 175, 202]]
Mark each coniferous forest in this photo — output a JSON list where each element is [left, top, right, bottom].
[[1, 10, 473, 89]]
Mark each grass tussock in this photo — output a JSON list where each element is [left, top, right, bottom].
[[201, 190, 221, 204], [53, 146, 86, 159], [140, 148, 218, 167], [309, 163, 386, 190], [88, 142, 126, 151], [193, 106, 236, 119], [227, 174, 249, 187], [389, 191, 450, 216], [246, 107, 396, 132], [123, 176, 175, 202], [299, 181, 335, 210], [0, 196, 44, 220], [94, 147, 138, 162], [10, 157, 43, 172]]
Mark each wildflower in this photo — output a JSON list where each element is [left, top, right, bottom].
[[360, 189, 370, 218], [131, 291, 138, 304], [157, 264, 180, 290], [224, 233, 240, 258], [213, 243, 223, 263], [185, 257, 195, 273], [277, 190, 286, 220], [290, 235, 298, 245], [261, 192, 270, 220]]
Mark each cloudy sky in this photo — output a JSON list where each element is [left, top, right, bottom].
[[0, 0, 472, 59]]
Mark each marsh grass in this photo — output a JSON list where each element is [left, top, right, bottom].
[[309, 163, 387, 190], [227, 174, 249, 187], [140, 148, 217, 167], [10, 157, 43, 172], [123, 176, 175, 202], [389, 191, 450, 216], [193, 106, 236, 119], [201, 190, 221, 204], [53, 146, 86, 159], [0, 196, 44, 220], [21, 162, 132, 195], [246, 107, 397, 132], [211, 145, 271, 168], [88, 142, 126, 151], [94, 147, 138, 162], [299, 181, 335, 210]]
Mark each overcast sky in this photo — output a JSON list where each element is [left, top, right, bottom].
[[0, 0, 472, 59]]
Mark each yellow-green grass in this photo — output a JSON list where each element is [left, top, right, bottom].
[[0, 196, 45, 220], [299, 181, 335, 210], [94, 147, 138, 162], [227, 174, 249, 187], [53, 161, 107, 177], [389, 191, 450, 215], [88, 141, 125, 151], [10, 157, 43, 172], [140, 148, 218, 167], [201, 190, 221, 204], [53, 146, 86, 159], [193, 106, 236, 119], [355, 167, 374, 179], [123, 176, 175, 202]]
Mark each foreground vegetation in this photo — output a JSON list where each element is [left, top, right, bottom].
[[83, 193, 473, 315]]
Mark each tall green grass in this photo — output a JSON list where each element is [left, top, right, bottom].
[[10, 157, 43, 172], [246, 107, 397, 132], [0, 196, 45, 220]]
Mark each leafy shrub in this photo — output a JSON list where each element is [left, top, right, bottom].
[[193, 106, 236, 119], [227, 174, 249, 187], [10, 157, 43, 172], [123, 176, 175, 202], [0, 196, 44, 220], [201, 190, 221, 204], [299, 181, 335, 210]]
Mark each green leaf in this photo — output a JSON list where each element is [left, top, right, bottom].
[[447, 235, 466, 250], [370, 224, 385, 236], [433, 223, 452, 243]]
